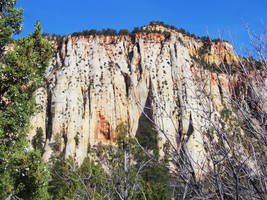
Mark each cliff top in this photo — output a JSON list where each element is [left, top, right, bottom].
[[43, 21, 241, 71]]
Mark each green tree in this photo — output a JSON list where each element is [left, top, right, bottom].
[[119, 29, 130, 35], [0, 4, 54, 197], [136, 122, 171, 200], [0, 146, 51, 199], [0, 0, 23, 56], [0, 20, 54, 147], [32, 127, 45, 154], [96, 123, 170, 199], [49, 156, 106, 200]]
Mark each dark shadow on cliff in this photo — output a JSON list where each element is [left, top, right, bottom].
[[136, 79, 153, 136]]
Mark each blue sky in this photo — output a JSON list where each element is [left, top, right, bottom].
[[16, 0, 266, 55]]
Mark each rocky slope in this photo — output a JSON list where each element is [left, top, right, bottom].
[[29, 24, 265, 177]]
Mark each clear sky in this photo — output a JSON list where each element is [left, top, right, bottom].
[[16, 0, 266, 55]]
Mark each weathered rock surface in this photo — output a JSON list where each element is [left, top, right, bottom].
[[29, 25, 263, 177]]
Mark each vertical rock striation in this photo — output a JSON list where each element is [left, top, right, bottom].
[[29, 26, 264, 177]]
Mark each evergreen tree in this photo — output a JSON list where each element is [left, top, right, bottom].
[[0, 1, 54, 198], [136, 122, 171, 200], [49, 156, 106, 200], [0, 0, 23, 56], [32, 127, 45, 155]]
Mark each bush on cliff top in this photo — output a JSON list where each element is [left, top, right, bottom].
[[68, 21, 224, 43]]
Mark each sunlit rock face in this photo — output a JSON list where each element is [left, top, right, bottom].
[[29, 26, 250, 177]]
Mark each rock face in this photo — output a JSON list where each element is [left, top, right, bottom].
[[29, 25, 260, 177]]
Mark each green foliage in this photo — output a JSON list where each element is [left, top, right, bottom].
[[116, 122, 129, 149], [148, 21, 198, 39], [66, 21, 229, 48], [136, 122, 171, 200], [0, 143, 51, 200], [69, 21, 205, 41], [131, 26, 142, 34], [49, 123, 172, 199], [191, 55, 239, 73], [72, 29, 98, 36], [106, 123, 147, 199], [136, 122, 159, 159], [72, 28, 118, 37], [42, 33, 64, 42], [52, 133, 61, 152], [0, 20, 54, 145], [119, 29, 130, 35], [142, 181, 171, 200], [32, 127, 45, 154], [198, 36, 211, 55], [241, 56, 263, 70], [49, 156, 106, 200], [221, 107, 232, 121], [0, 9, 54, 198], [0, 0, 23, 55], [100, 28, 117, 36]]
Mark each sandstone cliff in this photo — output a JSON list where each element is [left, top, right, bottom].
[[29, 24, 265, 177]]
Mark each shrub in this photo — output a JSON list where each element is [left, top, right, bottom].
[[49, 156, 106, 200], [32, 127, 45, 154], [119, 29, 130, 35]]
